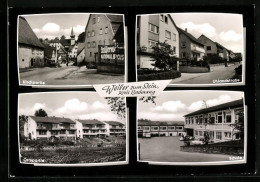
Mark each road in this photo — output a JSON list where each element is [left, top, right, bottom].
[[20, 65, 125, 85], [171, 64, 241, 84], [139, 137, 240, 163]]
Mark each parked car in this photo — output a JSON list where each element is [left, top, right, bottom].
[[190, 138, 205, 145]]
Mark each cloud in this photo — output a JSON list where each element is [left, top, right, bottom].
[[180, 22, 217, 38], [55, 98, 88, 115], [76, 112, 121, 122], [162, 100, 186, 112], [42, 23, 60, 32], [91, 101, 109, 110], [220, 30, 242, 42], [33, 103, 46, 111]]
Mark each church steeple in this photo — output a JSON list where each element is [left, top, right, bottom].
[[70, 27, 75, 38], [70, 26, 75, 45]]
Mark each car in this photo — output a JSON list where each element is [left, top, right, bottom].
[[190, 138, 205, 145]]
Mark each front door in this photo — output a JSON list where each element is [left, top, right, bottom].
[[31, 58, 34, 67]]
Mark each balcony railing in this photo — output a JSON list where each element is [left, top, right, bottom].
[[191, 46, 205, 53]]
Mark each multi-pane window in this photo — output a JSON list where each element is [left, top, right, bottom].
[[165, 30, 171, 39], [173, 33, 176, 41], [92, 41, 96, 48], [143, 126, 150, 131], [224, 132, 232, 138], [191, 117, 194, 124], [69, 130, 75, 134], [160, 126, 167, 131], [60, 130, 66, 134], [148, 39, 158, 48], [92, 30, 95, 36], [105, 27, 108, 34], [224, 111, 232, 123], [99, 28, 103, 34], [216, 132, 222, 140], [199, 131, 203, 136], [217, 112, 223, 123], [149, 23, 159, 34], [195, 130, 198, 136], [176, 126, 183, 130]]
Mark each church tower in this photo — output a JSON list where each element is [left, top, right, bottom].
[[70, 27, 75, 45]]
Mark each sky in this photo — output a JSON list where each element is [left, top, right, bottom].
[[170, 13, 243, 53], [138, 91, 244, 122], [23, 14, 90, 40], [19, 92, 125, 123]]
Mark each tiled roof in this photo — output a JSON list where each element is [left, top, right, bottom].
[[177, 27, 205, 47], [60, 39, 71, 47], [106, 15, 123, 22], [138, 120, 184, 126], [77, 119, 105, 125], [77, 42, 85, 55], [106, 121, 124, 126], [215, 42, 227, 50], [184, 99, 243, 117], [18, 17, 45, 49], [30, 116, 75, 124]]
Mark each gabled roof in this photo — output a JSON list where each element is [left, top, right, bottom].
[[77, 119, 105, 125], [30, 116, 75, 124], [138, 120, 184, 126], [215, 42, 228, 50], [105, 121, 124, 126], [60, 39, 71, 47], [184, 99, 243, 117], [106, 15, 123, 22], [77, 42, 85, 55], [18, 16, 45, 49], [177, 27, 205, 47]]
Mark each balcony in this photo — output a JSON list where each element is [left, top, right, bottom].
[[191, 46, 205, 53], [36, 126, 47, 130]]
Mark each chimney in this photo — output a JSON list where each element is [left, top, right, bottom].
[[185, 28, 187, 32]]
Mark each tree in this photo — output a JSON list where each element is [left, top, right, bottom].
[[151, 41, 178, 71], [139, 96, 156, 105], [77, 32, 86, 43], [230, 109, 244, 140], [34, 108, 48, 117], [54, 37, 59, 41], [105, 97, 126, 119], [19, 115, 28, 130], [60, 35, 66, 41]]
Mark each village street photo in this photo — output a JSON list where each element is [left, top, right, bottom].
[[136, 13, 243, 85], [18, 13, 125, 86], [18, 92, 127, 165], [137, 91, 246, 165]]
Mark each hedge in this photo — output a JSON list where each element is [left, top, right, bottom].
[[138, 70, 181, 81]]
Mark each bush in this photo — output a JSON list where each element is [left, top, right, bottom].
[[202, 54, 225, 64], [138, 70, 181, 81]]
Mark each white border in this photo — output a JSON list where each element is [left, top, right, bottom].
[[17, 13, 127, 88], [17, 92, 129, 166], [135, 13, 245, 87], [136, 90, 247, 165]]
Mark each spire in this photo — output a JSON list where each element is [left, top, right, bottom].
[[71, 27, 74, 36]]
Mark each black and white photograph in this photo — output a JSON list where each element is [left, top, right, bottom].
[[18, 92, 127, 166], [18, 13, 126, 86], [136, 13, 244, 85], [137, 91, 246, 165]]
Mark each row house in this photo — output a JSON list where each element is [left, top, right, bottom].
[[84, 14, 124, 63], [106, 121, 126, 136], [184, 99, 244, 143], [138, 120, 185, 137], [76, 119, 110, 138], [18, 16, 45, 68], [198, 34, 230, 60], [136, 14, 179, 69], [177, 27, 205, 61], [24, 116, 77, 140]]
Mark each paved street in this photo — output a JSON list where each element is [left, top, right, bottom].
[[20, 64, 125, 85], [171, 64, 241, 84], [139, 137, 236, 163]]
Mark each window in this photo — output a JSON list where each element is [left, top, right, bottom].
[[164, 16, 168, 24], [137, 126, 141, 130], [144, 126, 150, 130], [168, 126, 175, 130], [105, 27, 108, 34], [99, 28, 103, 35], [160, 126, 167, 130], [87, 42, 91, 48], [87, 31, 90, 37], [176, 126, 183, 130], [90, 52, 92, 57], [60, 130, 66, 134], [22, 59, 24, 62], [172, 46, 176, 54], [216, 132, 222, 140], [92, 41, 96, 48], [149, 23, 159, 34], [148, 39, 158, 48], [181, 42, 186, 48], [97, 16, 100, 23], [92, 18, 96, 24], [225, 111, 231, 123], [173, 33, 176, 41], [224, 132, 231, 138], [39, 130, 46, 135], [217, 112, 223, 123], [165, 30, 171, 39], [191, 117, 194, 124], [195, 130, 198, 135], [151, 126, 159, 130], [207, 46, 211, 50], [182, 52, 186, 58], [69, 130, 75, 134], [104, 39, 107, 45], [92, 30, 95, 36], [71, 124, 75, 128]]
